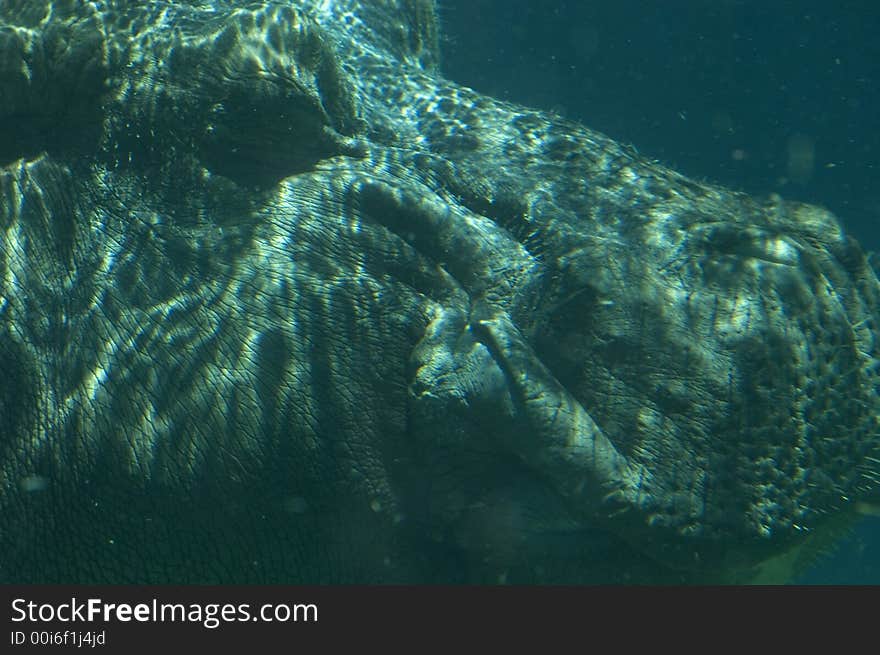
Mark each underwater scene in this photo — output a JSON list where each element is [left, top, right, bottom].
[[1, 0, 879, 584]]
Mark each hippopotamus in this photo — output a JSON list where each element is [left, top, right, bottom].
[[1, 0, 878, 583]]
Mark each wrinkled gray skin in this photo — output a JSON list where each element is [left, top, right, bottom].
[[2, 0, 880, 584]]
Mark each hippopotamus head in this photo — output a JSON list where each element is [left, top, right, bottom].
[[1, 0, 878, 583]]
